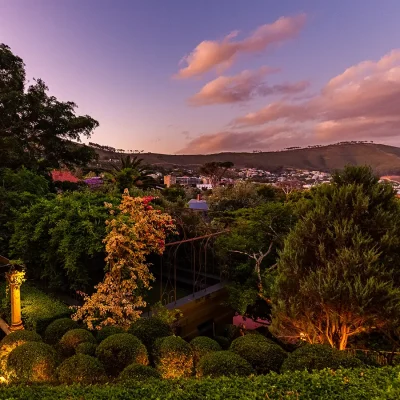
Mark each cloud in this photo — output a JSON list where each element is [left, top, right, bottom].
[[231, 49, 400, 143], [175, 14, 306, 79], [188, 67, 309, 106]]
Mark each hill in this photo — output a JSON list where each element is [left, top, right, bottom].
[[93, 143, 400, 175]]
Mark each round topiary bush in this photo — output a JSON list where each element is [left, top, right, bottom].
[[57, 354, 107, 384], [197, 351, 254, 377], [153, 336, 193, 378], [96, 326, 125, 343], [76, 342, 97, 356], [230, 333, 273, 349], [119, 363, 161, 382], [44, 318, 79, 345], [190, 336, 221, 365], [58, 329, 96, 357], [230, 337, 287, 374], [96, 333, 148, 376], [281, 344, 363, 372], [0, 330, 42, 348], [128, 317, 172, 351], [214, 335, 230, 350], [7, 342, 58, 383]]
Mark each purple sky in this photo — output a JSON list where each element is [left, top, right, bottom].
[[1, 0, 400, 154]]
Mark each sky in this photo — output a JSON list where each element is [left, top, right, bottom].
[[1, 0, 400, 154]]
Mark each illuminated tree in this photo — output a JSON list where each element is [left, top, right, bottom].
[[73, 190, 175, 330]]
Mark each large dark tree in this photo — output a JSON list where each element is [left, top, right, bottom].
[[0, 44, 98, 170], [199, 161, 233, 186], [272, 166, 400, 349]]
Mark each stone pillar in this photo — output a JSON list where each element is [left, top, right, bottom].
[[6, 271, 24, 331]]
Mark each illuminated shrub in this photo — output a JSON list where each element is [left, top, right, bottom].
[[153, 336, 193, 378], [44, 318, 79, 345], [58, 329, 96, 357], [197, 351, 254, 377], [57, 354, 106, 384], [230, 333, 273, 348], [96, 333, 148, 376], [118, 363, 161, 382], [190, 336, 221, 365], [96, 326, 124, 343], [281, 344, 363, 372], [128, 317, 172, 351], [230, 337, 287, 374], [76, 342, 97, 356], [7, 342, 57, 383]]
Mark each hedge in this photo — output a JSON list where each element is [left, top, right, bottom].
[[190, 336, 221, 365], [96, 325, 125, 343], [58, 329, 96, 357], [119, 363, 161, 382], [0, 330, 42, 348], [76, 342, 97, 356], [6, 342, 58, 383], [44, 318, 79, 345], [0, 367, 400, 399], [96, 333, 148, 376], [57, 354, 107, 384]]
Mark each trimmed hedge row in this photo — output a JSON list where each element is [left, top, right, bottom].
[[1, 367, 400, 399]]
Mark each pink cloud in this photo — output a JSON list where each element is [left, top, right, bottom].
[[188, 67, 308, 106], [175, 14, 306, 79]]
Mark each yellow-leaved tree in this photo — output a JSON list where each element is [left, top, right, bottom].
[[72, 190, 176, 330]]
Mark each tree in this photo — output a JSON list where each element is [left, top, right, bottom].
[[199, 162, 233, 187], [271, 166, 400, 349], [215, 202, 294, 317], [72, 191, 175, 330], [275, 180, 302, 199], [0, 44, 98, 170]]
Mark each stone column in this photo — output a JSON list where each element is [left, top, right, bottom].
[[6, 271, 24, 331]]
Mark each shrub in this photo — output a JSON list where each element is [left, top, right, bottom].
[[128, 317, 172, 351], [58, 329, 96, 357], [230, 336, 287, 374], [44, 318, 79, 344], [197, 350, 254, 377], [230, 333, 273, 349], [281, 344, 363, 372], [76, 342, 97, 356], [190, 336, 221, 365], [96, 325, 125, 343], [57, 354, 106, 384], [214, 335, 230, 350], [119, 363, 161, 382], [96, 333, 148, 376], [153, 336, 193, 378], [7, 342, 57, 383]]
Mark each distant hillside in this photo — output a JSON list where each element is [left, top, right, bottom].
[[93, 143, 400, 175]]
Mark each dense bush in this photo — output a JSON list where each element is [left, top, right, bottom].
[[230, 336, 287, 374], [0, 367, 400, 399], [119, 363, 161, 382], [230, 333, 273, 349], [281, 344, 363, 372], [7, 342, 58, 383], [76, 342, 97, 356], [213, 335, 230, 350], [129, 317, 172, 351], [58, 329, 96, 357], [0, 330, 42, 347], [153, 336, 193, 378], [196, 350, 254, 377], [44, 318, 79, 344], [57, 354, 106, 384], [190, 336, 221, 365], [96, 325, 125, 343], [96, 333, 148, 376]]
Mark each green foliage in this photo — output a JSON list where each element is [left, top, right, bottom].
[[128, 317, 173, 351], [230, 335, 287, 374], [44, 318, 79, 345], [7, 342, 57, 383], [95, 333, 148, 376], [58, 329, 96, 357], [153, 336, 193, 378], [118, 363, 161, 382], [213, 335, 230, 350], [0, 330, 42, 347], [163, 185, 186, 202], [272, 166, 400, 349], [197, 350, 254, 377], [10, 190, 117, 291], [190, 336, 221, 365], [281, 344, 363, 372], [57, 354, 106, 384], [0, 44, 98, 171], [1, 367, 400, 398], [96, 325, 125, 343], [76, 342, 97, 356]]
